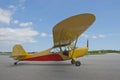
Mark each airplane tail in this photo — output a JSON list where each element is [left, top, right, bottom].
[[12, 44, 28, 60]]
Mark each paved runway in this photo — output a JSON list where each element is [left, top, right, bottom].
[[0, 53, 120, 80]]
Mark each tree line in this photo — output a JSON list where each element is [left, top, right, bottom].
[[0, 50, 120, 55]]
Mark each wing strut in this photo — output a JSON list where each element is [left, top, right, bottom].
[[71, 36, 78, 58]]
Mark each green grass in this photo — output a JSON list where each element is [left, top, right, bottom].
[[0, 52, 11, 55], [88, 50, 120, 55]]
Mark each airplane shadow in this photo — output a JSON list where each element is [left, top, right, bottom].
[[19, 63, 72, 66], [8, 62, 74, 67]]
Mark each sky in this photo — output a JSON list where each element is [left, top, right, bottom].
[[0, 0, 120, 52]]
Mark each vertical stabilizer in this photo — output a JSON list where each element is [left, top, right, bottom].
[[12, 44, 27, 55], [12, 44, 28, 60]]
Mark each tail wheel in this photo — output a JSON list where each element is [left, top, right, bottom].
[[14, 61, 19, 65], [14, 62, 17, 65], [75, 61, 81, 66]]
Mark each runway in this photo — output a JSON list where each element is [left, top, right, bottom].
[[0, 53, 120, 80]]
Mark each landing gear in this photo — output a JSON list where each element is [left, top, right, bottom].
[[75, 61, 81, 66], [14, 61, 19, 65], [71, 59, 81, 66], [71, 59, 75, 64]]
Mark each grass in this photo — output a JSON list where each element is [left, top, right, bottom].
[[0, 52, 11, 55], [88, 50, 120, 55]]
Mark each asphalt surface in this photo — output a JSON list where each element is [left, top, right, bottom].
[[0, 53, 120, 80]]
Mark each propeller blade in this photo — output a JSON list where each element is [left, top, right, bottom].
[[87, 39, 89, 48]]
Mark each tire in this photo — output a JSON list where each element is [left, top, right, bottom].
[[75, 61, 81, 66]]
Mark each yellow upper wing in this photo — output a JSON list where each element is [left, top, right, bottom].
[[53, 13, 96, 48]]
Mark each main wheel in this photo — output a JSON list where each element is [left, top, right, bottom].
[[75, 61, 81, 66], [71, 60, 75, 64]]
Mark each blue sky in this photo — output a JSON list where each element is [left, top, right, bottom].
[[0, 0, 120, 52]]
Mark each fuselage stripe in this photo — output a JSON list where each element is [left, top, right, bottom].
[[23, 54, 63, 61]]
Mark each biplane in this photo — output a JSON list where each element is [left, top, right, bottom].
[[11, 13, 95, 66]]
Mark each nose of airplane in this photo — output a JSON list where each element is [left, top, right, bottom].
[[76, 47, 88, 58], [69, 47, 88, 59]]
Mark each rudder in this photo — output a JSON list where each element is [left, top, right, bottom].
[[12, 44, 28, 60], [12, 44, 27, 55]]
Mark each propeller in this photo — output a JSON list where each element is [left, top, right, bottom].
[[87, 39, 89, 48]]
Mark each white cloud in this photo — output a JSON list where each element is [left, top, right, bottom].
[[40, 32, 53, 37], [18, 0, 26, 10], [98, 34, 106, 38], [9, 5, 15, 9], [41, 32, 47, 37], [91, 36, 97, 39], [8, 5, 17, 11], [12, 20, 19, 24], [81, 34, 89, 38], [0, 27, 39, 44], [0, 8, 12, 24], [0, 0, 26, 25], [12, 20, 33, 27], [81, 34, 106, 39], [0, 0, 28, 25], [19, 22, 33, 27], [21, 6, 25, 10]]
